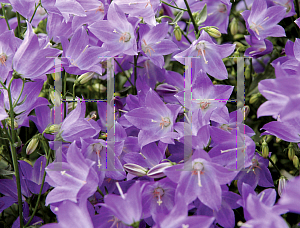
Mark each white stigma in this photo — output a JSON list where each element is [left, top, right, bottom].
[[192, 161, 204, 187], [196, 42, 208, 64], [116, 182, 125, 199]]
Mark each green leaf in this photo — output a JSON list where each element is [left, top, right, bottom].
[[170, 10, 184, 25], [196, 4, 207, 26]]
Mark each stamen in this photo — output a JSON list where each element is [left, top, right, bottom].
[[85, 4, 104, 13], [192, 161, 204, 187], [159, 116, 171, 129], [116, 182, 125, 199], [153, 187, 165, 206], [0, 54, 7, 66], [196, 42, 208, 64]]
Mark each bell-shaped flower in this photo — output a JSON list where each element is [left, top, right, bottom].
[[244, 35, 273, 58], [241, 0, 286, 40], [61, 26, 108, 75], [9, 0, 39, 19], [45, 141, 98, 205], [139, 23, 179, 68], [164, 149, 237, 210], [88, 2, 138, 57], [13, 22, 62, 80], [125, 89, 181, 148], [174, 31, 235, 80]]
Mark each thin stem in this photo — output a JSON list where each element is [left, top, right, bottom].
[[242, 0, 248, 10], [133, 55, 138, 95], [24, 140, 50, 227], [295, 0, 300, 19], [7, 77, 23, 228], [29, 1, 41, 23], [1, 3, 11, 30], [72, 83, 76, 109], [114, 59, 134, 88], [183, 0, 199, 36], [256, 149, 281, 176], [63, 71, 67, 118], [161, 1, 187, 11], [180, 27, 192, 44], [16, 12, 21, 39]]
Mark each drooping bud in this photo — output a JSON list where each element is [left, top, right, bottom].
[[75, 72, 95, 85], [92, 83, 106, 93], [288, 143, 295, 161], [26, 137, 39, 155], [44, 124, 61, 134], [174, 24, 182, 41], [243, 105, 250, 119], [245, 65, 251, 80], [233, 41, 245, 49], [123, 163, 148, 177], [230, 18, 238, 35], [233, 34, 245, 40], [50, 89, 61, 107], [278, 176, 287, 196], [249, 93, 261, 104], [147, 162, 173, 178], [204, 27, 221, 38], [293, 155, 299, 169], [261, 141, 269, 158]]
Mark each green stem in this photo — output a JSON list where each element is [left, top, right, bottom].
[[16, 12, 21, 39], [24, 140, 50, 227], [133, 55, 138, 95], [295, 0, 300, 19], [1, 3, 11, 30], [63, 71, 67, 118], [72, 83, 76, 109], [7, 77, 23, 228], [256, 149, 281, 176], [183, 0, 199, 37], [161, 1, 187, 11], [180, 27, 192, 44], [114, 59, 134, 88], [29, 1, 41, 23]]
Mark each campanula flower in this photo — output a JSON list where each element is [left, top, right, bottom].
[[244, 35, 273, 58]]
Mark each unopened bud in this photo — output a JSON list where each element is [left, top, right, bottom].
[[6, 118, 18, 129], [230, 18, 238, 35], [276, 137, 282, 143], [147, 162, 173, 178], [92, 83, 106, 93], [123, 163, 148, 177], [293, 155, 299, 169], [288, 143, 295, 160], [26, 137, 39, 155], [243, 105, 250, 119], [249, 93, 261, 104], [233, 41, 244, 49], [156, 83, 178, 97], [205, 27, 221, 38], [44, 124, 60, 134], [233, 34, 244, 40], [50, 90, 61, 107], [278, 176, 287, 196], [75, 72, 95, 85], [174, 25, 182, 41], [245, 65, 251, 80], [261, 141, 269, 158]]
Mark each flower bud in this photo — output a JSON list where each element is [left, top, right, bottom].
[[233, 41, 244, 49], [261, 141, 269, 158], [293, 155, 299, 169], [92, 83, 106, 93], [205, 27, 221, 38], [288, 143, 295, 160], [174, 25, 182, 41], [245, 65, 251, 80], [50, 90, 61, 107], [278, 176, 287, 196], [123, 163, 148, 177], [230, 18, 238, 35], [26, 137, 39, 155], [147, 162, 173, 178], [243, 105, 250, 119], [276, 137, 282, 143], [233, 34, 244, 40], [6, 118, 18, 129], [44, 124, 61, 134], [249, 93, 261, 104], [156, 83, 178, 97], [75, 72, 95, 85]]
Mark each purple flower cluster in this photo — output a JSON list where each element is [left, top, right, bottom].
[[0, 0, 300, 227]]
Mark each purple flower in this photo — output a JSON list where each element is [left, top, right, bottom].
[[13, 22, 62, 80], [45, 141, 98, 205], [139, 23, 179, 68], [174, 30, 235, 80], [9, 0, 38, 19], [241, 0, 286, 40], [165, 149, 237, 210], [269, 0, 295, 18], [244, 35, 273, 58], [88, 2, 138, 56]]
